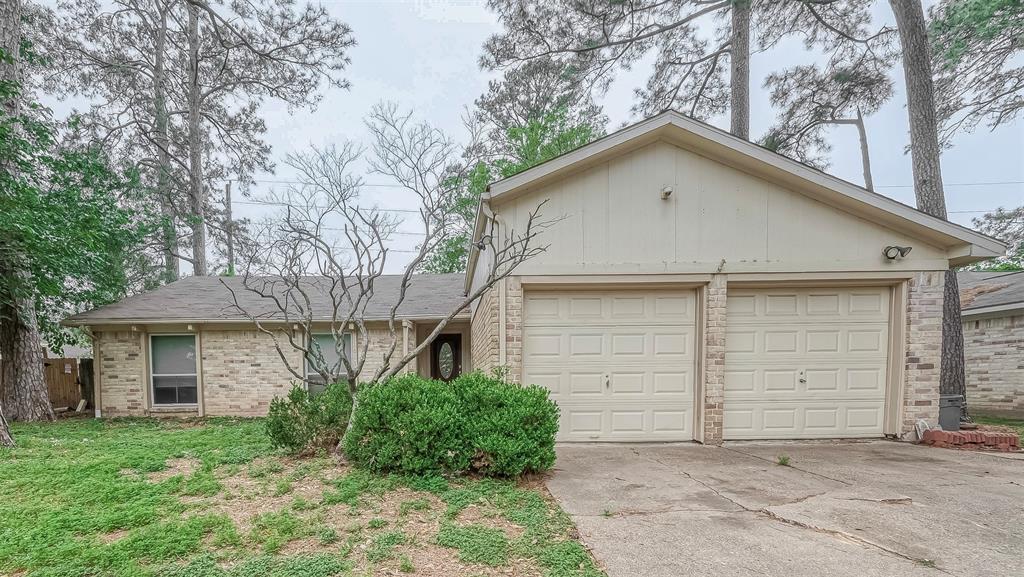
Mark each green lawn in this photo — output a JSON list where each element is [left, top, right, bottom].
[[0, 418, 603, 577], [974, 415, 1024, 436]]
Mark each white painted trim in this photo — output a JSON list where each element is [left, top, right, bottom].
[[63, 314, 470, 328], [961, 301, 1024, 319]]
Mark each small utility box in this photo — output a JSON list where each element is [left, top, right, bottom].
[[939, 395, 964, 431]]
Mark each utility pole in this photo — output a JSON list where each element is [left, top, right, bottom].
[[224, 181, 235, 276]]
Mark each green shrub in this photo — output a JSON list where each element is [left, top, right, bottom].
[[265, 381, 352, 455], [343, 373, 559, 477]]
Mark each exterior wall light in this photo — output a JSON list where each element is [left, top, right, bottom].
[[474, 234, 492, 251], [660, 186, 674, 199], [883, 246, 913, 260]]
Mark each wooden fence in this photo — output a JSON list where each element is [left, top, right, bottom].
[[43, 358, 82, 409], [0, 357, 86, 410]]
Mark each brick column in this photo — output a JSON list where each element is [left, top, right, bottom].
[[505, 276, 524, 383], [902, 271, 944, 436], [703, 274, 728, 444]]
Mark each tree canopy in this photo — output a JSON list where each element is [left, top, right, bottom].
[[0, 66, 152, 350]]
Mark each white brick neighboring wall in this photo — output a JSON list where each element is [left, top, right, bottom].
[[963, 314, 1024, 418], [903, 271, 944, 434]]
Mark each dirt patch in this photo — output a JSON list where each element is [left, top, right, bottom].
[[147, 457, 202, 483], [456, 504, 526, 541], [383, 543, 546, 577], [99, 529, 129, 544], [182, 460, 341, 532]]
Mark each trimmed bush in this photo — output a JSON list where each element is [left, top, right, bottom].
[[265, 381, 352, 454], [343, 373, 559, 476]]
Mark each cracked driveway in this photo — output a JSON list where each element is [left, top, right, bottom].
[[547, 441, 1024, 577]]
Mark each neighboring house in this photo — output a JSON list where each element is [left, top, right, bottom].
[[959, 270, 1024, 418], [65, 111, 1005, 443]]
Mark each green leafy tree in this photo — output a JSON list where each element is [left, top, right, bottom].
[[931, 0, 1024, 144], [1, 41, 152, 423], [421, 107, 600, 273], [969, 207, 1024, 271]]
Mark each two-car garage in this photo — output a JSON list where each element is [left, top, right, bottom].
[[522, 286, 892, 442]]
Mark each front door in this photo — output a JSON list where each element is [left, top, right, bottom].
[[431, 334, 462, 381]]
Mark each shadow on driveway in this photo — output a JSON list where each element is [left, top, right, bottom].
[[547, 441, 1024, 577]]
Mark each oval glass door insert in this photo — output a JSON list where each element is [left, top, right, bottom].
[[438, 342, 454, 379]]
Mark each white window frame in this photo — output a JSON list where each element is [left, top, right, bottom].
[[149, 333, 199, 407], [305, 332, 353, 389]]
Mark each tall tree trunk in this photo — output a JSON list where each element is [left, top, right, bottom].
[[0, 0, 53, 427], [729, 0, 751, 139], [0, 296, 53, 422], [186, 5, 207, 276], [889, 0, 967, 417], [0, 405, 12, 447], [153, 3, 178, 283], [854, 109, 874, 191]]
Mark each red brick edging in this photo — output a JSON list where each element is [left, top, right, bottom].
[[920, 429, 1020, 452]]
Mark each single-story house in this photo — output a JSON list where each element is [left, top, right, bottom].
[[65, 111, 1005, 444], [959, 270, 1024, 418]]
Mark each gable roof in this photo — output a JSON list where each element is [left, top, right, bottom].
[[63, 274, 468, 326], [958, 270, 1024, 317], [466, 110, 1004, 285]]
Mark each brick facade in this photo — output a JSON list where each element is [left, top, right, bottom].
[[903, 271, 945, 434], [470, 283, 499, 375], [202, 329, 302, 417], [505, 277, 523, 383], [963, 313, 1024, 418], [97, 330, 146, 417], [97, 325, 411, 418], [702, 275, 728, 444]]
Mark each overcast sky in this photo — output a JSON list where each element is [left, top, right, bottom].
[[47, 1, 1024, 273]]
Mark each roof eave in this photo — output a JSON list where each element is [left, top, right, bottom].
[[961, 301, 1024, 319], [62, 312, 472, 328]]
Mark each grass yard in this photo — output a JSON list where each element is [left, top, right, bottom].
[[973, 415, 1024, 437], [0, 418, 604, 577]]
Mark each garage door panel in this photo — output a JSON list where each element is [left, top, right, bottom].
[[525, 290, 697, 442], [727, 289, 889, 321], [525, 327, 696, 365], [525, 292, 695, 326], [726, 324, 889, 357], [725, 364, 885, 400], [725, 287, 890, 440], [724, 401, 886, 439], [529, 367, 694, 401], [559, 401, 694, 442]]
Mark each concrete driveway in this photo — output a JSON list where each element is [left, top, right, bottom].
[[547, 441, 1024, 577]]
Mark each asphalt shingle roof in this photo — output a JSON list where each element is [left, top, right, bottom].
[[64, 273, 468, 325], [958, 270, 1024, 313]]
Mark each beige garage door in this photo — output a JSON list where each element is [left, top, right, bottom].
[[523, 289, 697, 442], [724, 287, 890, 440]]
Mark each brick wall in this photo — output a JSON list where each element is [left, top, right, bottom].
[[703, 275, 727, 444], [201, 329, 302, 417], [98, 325, 408, 418], [471, 284, 499, 375], [505, 277, 523, 383], [97, 330, 146, 417], [903, 271, 944, 434], [963, 314, 1024, 418]]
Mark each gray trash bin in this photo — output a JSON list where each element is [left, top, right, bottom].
[[939, 395, 963, 431]]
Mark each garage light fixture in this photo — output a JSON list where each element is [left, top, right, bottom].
[[473, 234, 492, 251], [883, 245, 913, 260]]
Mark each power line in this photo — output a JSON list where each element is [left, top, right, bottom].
[[876, 180, 1024, 188], [232, 198, 421, 213]]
